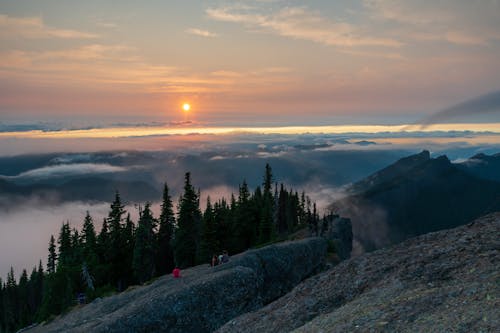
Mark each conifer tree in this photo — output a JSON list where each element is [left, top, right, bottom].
[[214, 198, 232, 255], [199, 196, 219, 263], [96, 218, 109, 286], [81, 211, 98, 274], [156, 183, 175, 275], [174, 172, 202, 268], [27, 264, 43, 321], [277, 184, 288, 235], [3, 267, 17, 332], [38, 268, 73, 321], [107, 191, 127, 290], [71, 228, 82, 266], [133, 203, 156, 284], [122, 213, 135, 286], [231, 181, 255, 251], [0, 277, 4, 332], [57, 222, 72, 270], [47, 235, 57, 274], [259, 164, 275, 243], [18, 269, 29, 327]]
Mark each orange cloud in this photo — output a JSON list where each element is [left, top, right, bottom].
[[0, 14, 98, 39]]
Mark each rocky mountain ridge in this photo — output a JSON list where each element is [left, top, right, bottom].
[[334, 150, 500, 251], [26, 238, 327, 333], [218, 212, 500, 333]]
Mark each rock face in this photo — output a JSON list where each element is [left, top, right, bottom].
[[213, 237, 327, 304], [27, 237, 326, 333], [321, 215, 353, 260], [217, 213, 500, 333]]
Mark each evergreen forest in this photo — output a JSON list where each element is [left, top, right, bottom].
[[0, 164, 321, 332]]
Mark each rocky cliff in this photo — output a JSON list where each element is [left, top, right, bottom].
[[218, 212, 500, 333], [26, 237, 327, 333]]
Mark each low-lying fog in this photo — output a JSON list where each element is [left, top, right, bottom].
[[1, 129, 499, 280]]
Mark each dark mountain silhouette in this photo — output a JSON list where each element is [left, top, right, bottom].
[[333, 150, 500, 251], [455, 152, 500, 182]]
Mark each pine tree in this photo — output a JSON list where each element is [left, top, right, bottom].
[[4, 267, 17, 332], [38, 269, 72, 321], [122, 213, 135, 287], [299, 191, 307, 227], [259, 164, 275, 244], [18, 269, 30, 327], [27, 266, 40, 322], [231, 181, 255, 251], [71, 228, 82, 266], [277, 184, 288, 235], [264, 163, 273, 194], [0, 277, 4, 332], [47, 235, 57, 274], [156, 183, 175, 275], [133, 203, 156, 284], [81, 211, 98, 275], [57, 222, 72, 270], [107, 191, 127, 290], [96, 218, 109, 286], [174, 172, 202, 268], [199, 197, 219, 263]]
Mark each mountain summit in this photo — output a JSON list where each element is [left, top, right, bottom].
[[334, 151, 500, 251]]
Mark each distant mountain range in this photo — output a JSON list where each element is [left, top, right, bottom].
[[333, 150, 500, 251], [455, 152, 500, 182], [0, 149, 408, 206]]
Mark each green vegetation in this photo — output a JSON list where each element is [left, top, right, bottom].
[[0, 163, 319, 332]]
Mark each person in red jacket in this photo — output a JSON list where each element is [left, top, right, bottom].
[[172, 267, 180, 278]]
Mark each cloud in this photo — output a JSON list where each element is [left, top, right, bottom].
[[209, 155, 227, 161], [0, 41, 295, 100], [365, 0, 500, 46], [206, 6, 402, 48], [256, 151, 287, 158], [0, 14, 98, 39], [330, 196, 391, 254], [186, 28, 218, 38], [420, 90, 500, 127], [96, 22, 118, 29], [3, 163, 127, 180]]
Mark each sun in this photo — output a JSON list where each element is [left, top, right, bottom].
[[182, 103, 191, 112]]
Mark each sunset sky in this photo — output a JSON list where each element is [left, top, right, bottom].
[[1, 0, 500, 125]]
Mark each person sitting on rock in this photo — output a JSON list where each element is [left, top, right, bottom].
[[211, 254, 218, 267], [172, 267, 181, 278], [221, 250, 229, 263]]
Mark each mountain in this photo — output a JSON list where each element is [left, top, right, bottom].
[[217, 212, 500, 333], [333, 151, 500, 251], [455, 152, 500, 182]]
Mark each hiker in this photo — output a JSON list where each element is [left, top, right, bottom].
[[211, 254, 218, 267], [218, 253, 224, 265], [172, 267, 181, 278], [221, 250, 229, 263]]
